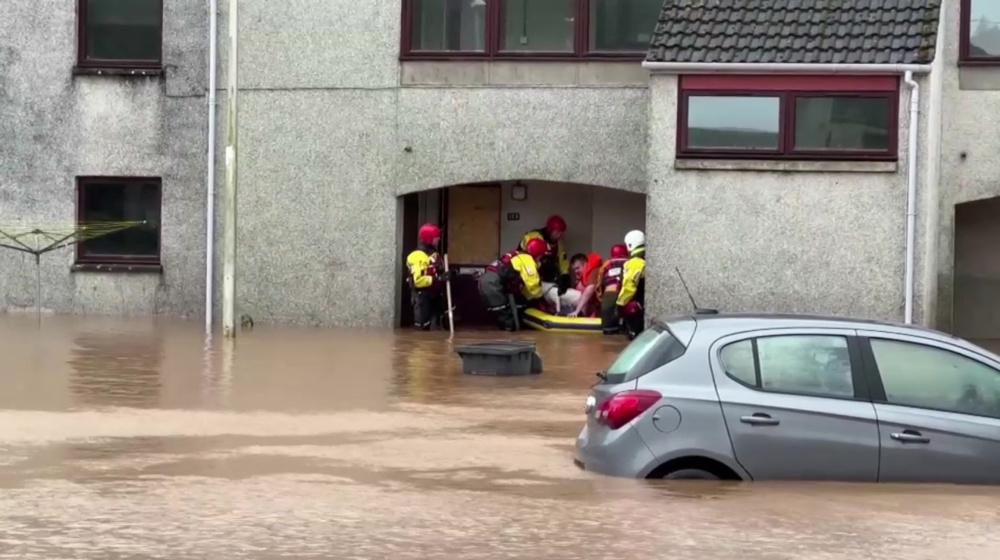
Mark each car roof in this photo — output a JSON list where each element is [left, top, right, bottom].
[[664, 311, 956, 340]]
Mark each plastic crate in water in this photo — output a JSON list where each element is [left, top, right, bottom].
[[454, 341, 543, 376]]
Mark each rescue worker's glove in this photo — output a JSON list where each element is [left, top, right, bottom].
[[556, 273, 572, 295]]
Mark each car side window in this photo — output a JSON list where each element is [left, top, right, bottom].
[[719, 339, 756, 386], [756, 335, 854, 397], [869, 338, 1000, 419]]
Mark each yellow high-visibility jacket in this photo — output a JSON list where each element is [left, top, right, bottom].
[[508, 253, 542, 300], [405, 246, 439, 290], [519, 229, 569, 278], [617, 249, 646, 307]]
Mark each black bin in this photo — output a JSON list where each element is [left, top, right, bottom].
[[454, 341, 543, 376]]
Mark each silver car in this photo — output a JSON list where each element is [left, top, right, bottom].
[[575, 313, 1000, 483]]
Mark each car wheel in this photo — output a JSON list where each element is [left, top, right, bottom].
[[662, 468, 720, 480]]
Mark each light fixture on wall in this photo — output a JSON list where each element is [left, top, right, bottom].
[[511, 181, 528, 201]]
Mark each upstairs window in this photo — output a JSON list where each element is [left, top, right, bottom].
[[961, 0, 1000, 63], [76, 177, 162, 269], [677, 75, 899, 161], [402, 0, 662, 59], [77, 0, 163, 69]]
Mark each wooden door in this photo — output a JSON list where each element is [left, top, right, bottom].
[[446, 184, 501, 265]]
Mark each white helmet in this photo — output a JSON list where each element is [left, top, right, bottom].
[[625, 230, 645, 252]]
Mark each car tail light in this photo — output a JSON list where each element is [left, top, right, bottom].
[[595, 390, 661, 430]]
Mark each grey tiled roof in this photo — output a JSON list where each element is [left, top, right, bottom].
[[647, 0, 942, 65]]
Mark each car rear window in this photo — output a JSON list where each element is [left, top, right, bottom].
[[604, 325, 687, 384]]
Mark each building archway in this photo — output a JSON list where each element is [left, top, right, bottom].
[[397, 179, 647, 327], [954, 196, 1000, 348]]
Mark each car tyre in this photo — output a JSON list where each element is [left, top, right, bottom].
[[662, 468, 719, 480]]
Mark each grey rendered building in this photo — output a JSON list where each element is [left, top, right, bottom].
[[1, 0, 999, 340]]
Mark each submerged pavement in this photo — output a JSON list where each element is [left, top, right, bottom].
[[0, 315, 998, 559]]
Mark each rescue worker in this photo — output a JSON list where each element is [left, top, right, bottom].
[[479, 238, 547, 331], [617, 230, 646, 340], [519, 214, 571, 294], [405, 224, 453, 330], [596, 243, 629, 334]]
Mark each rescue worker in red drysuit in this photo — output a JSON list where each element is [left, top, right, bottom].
[[519, 214, 572, 295], [595, 243, 630, 335], [405, 224, 454, 330], [478, 238, 546, 331]]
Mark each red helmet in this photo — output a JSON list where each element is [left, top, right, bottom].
[[610, 244, 628, 259], [545, 214, 566, 235], [525, 238, 548, 259], [418, 223, 441, 245]]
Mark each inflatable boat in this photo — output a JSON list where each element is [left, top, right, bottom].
[[522, 308, 602, 333]]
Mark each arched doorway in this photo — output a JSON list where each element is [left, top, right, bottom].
[[398, 180, 646, 328], [954, 196, 1000, 348]]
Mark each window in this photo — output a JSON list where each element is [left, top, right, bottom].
[[677, 75, 899, 161], [402, 0, 662, 59], [719, 339, 756, 386], [77, 0, 163, 69], [961, 0, 1000, 63], [76, 177, 161, 268], [869, 339, 1000, 419], [719, 335, 854, 398], [604, 324, 686, 384]]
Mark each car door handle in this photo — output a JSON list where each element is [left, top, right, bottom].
[[740, 413, 780, 426], [890, 430, 930, 444]]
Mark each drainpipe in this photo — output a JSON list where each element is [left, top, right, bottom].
[[205, 0, 218, 333], [903, 71, 920, 324]]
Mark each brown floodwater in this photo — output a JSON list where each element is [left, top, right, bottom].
[[1, 314, 999, 559]]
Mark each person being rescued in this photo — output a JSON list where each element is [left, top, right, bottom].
[[596, 243, 630, 334], [405, 223, 454, 330], [541, 252, 603, 317], [617, 230, 646, 340], [519, 214, 572, 297], [478, 238, 547, 331]]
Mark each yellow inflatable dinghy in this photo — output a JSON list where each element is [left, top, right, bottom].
[[522, 308, 602, 333]]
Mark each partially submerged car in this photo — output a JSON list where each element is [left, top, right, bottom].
[[575, 313, 1000, 483]]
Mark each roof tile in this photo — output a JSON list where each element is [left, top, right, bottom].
[[647, 0, 941, 65]]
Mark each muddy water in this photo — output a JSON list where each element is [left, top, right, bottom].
[[1, 315, 999, 559]]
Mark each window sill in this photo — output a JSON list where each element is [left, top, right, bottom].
[[72, 66, 164, 77], [72, 263, 163, 273], [674, 159, 898, 173]]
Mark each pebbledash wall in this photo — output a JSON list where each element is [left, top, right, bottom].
[[3, 0, 993, 332], [0, 0, 208, 316], [212, 0, 648, 326]]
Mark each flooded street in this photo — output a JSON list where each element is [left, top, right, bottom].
[[1, 315, 999, 559]]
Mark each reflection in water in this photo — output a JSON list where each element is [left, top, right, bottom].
[[0, 315, 999, 559], [68, 330, 163, 409]]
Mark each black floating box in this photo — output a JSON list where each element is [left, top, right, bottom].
[[454, 341, 543, 376]]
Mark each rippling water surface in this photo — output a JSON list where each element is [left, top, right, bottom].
[[1, 315, 999, 559]]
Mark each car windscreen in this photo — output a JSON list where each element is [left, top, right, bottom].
[[603, 324, 687, 384]]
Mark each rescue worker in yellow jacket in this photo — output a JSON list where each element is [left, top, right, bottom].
[[519, 214, 572, 294], [617, 230, 646, 340], [478, 238, 547, 331], [596, 243, 630, 335], [405, 224, 453, 330]]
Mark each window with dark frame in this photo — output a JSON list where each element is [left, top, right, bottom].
[[76, 177, 162, 267], [961, 0, 1000, 63], [402, 0, 662, 59], [77, 0, 163, 69], [677, 75, 899, 161]]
